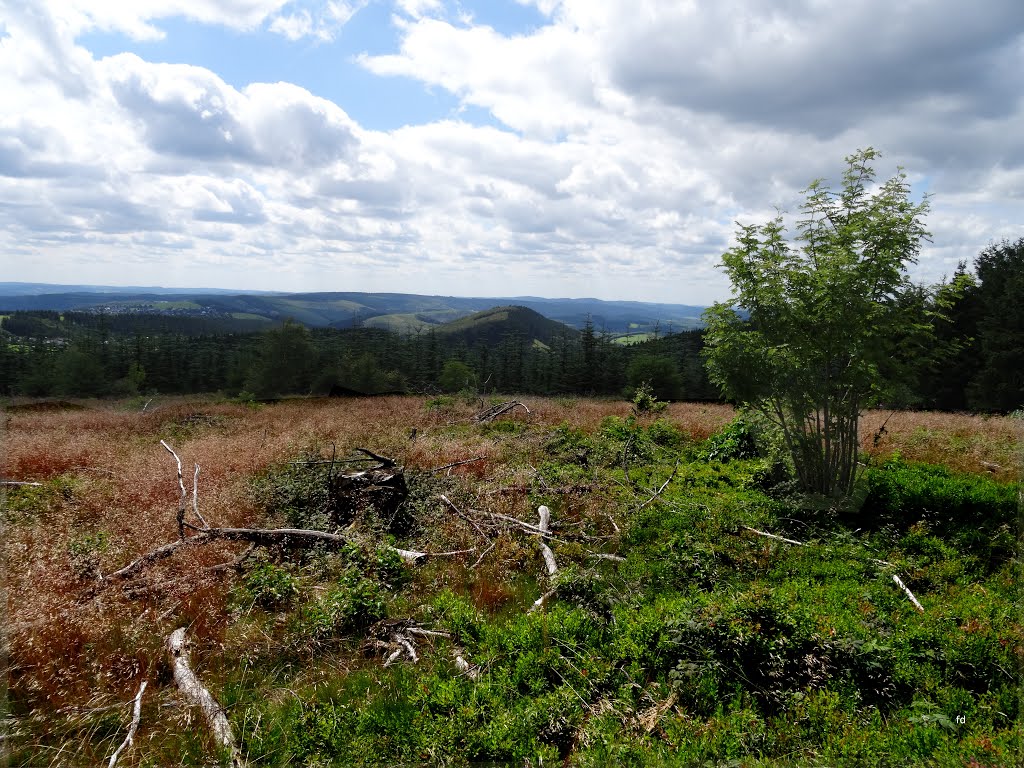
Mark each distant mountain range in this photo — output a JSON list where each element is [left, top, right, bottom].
[[0, 283, 709, 336]]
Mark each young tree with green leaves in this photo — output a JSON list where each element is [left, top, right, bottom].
[[703, 149, 930, 498]]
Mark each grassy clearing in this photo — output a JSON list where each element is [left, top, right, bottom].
[[1, 397, 1020, 766]]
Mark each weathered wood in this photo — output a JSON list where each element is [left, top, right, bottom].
[[892, 574, 925, 613], [638, 458, 681, 509], [167, 628, 246, 767], [106, 680, 147, 768], [528, 588, 557, 614], [537, 505, 558, 579], [160, 440, 188, 539], [0, 480, 43, 486], [427, 456, 486, 474], [742, 526, 805, 546], [473, 401, 530, 423]]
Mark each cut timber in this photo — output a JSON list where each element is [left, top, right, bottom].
[[474, 400, 530, 423], [167, 628, 246, 767]]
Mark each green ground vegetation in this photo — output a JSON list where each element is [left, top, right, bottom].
[[11, 401, 1016, 765]]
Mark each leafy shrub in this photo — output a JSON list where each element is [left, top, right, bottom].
[[424, 394, 455, 411], [429, 589, 484, 643], [251, 454, 332, 531], [290, 570, 387, 645], [236, 561, 300, 609], [701, 415, 761, 461], [630, 381, 668, 415], [544, 422, 594, 465], [861, 459, 1018, 568], [645, 418, 685, 448]]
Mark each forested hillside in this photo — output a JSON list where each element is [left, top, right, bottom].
[[0, 238, 1021, 411], [0, 310, 715, 402]]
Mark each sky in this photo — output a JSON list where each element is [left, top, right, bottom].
[[1, 0, 1022, 304]]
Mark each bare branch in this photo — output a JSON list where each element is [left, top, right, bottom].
[[0, 480, 42, 487], [638, 458, 681, 509], [106, 680, 147, 768], [474, 401, 530, 423], [191, 463, 208, 529], [353, 447, 398, 467], [537, 505, 558, 579], [160, 440, 187, 539], [528, 588, 557, 614], [471, 541, 496, 569], [742, 526, 805, 546], [439, 494, 488, 539], [891, 574, 925, 613], [427, 456, 486, 474]]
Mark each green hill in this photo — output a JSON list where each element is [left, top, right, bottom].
[[433, 305, 578, 347]]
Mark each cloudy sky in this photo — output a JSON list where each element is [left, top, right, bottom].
[[2, 0, 1022, 303]]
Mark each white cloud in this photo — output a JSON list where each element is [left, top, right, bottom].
[[395, 0, 442, 19], [0, 0, 1021, 301], [269, 1, 367, 42]]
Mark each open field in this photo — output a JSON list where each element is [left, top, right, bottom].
[[1, 396, 1021, 765]]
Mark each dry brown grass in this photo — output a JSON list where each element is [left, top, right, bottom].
[[1, 395, 1018, 760], [860, 409, 1022, 481]]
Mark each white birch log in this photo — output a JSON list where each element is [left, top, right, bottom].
[[167, 628, 246, 767]]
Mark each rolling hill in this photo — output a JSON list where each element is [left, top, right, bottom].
[[432, 305, 579, 347], [0, 284, 708, 335]]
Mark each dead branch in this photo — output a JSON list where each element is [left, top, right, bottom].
[[362, 621, 445, 667], [738, 527, 925, 612], [473, 401, 530, 423], [106, 680, 147, 768], [483, 511, 551, 537], [191, 464, 208, 529], [453, 650, 481, 679], [105, 537, 203, 583], [104, 528, 473, 583], [427, 456, 486, 474], [353, 447, 397, 467], [742, 526, 805, 546], [0, 480, 43, 486], [528, 588, 557, 614], [537, 505, 558, 579], [636, 692, 678, 734], [160, 440, 188, 539], [167, 628, 246, 767], [638, 458, 680, 509], [471, 541, 496, 569], [891, 574, 925, 613], [439, 494, 488, 539]]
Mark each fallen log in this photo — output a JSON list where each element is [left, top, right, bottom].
[[167, 628, 246, 767]]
